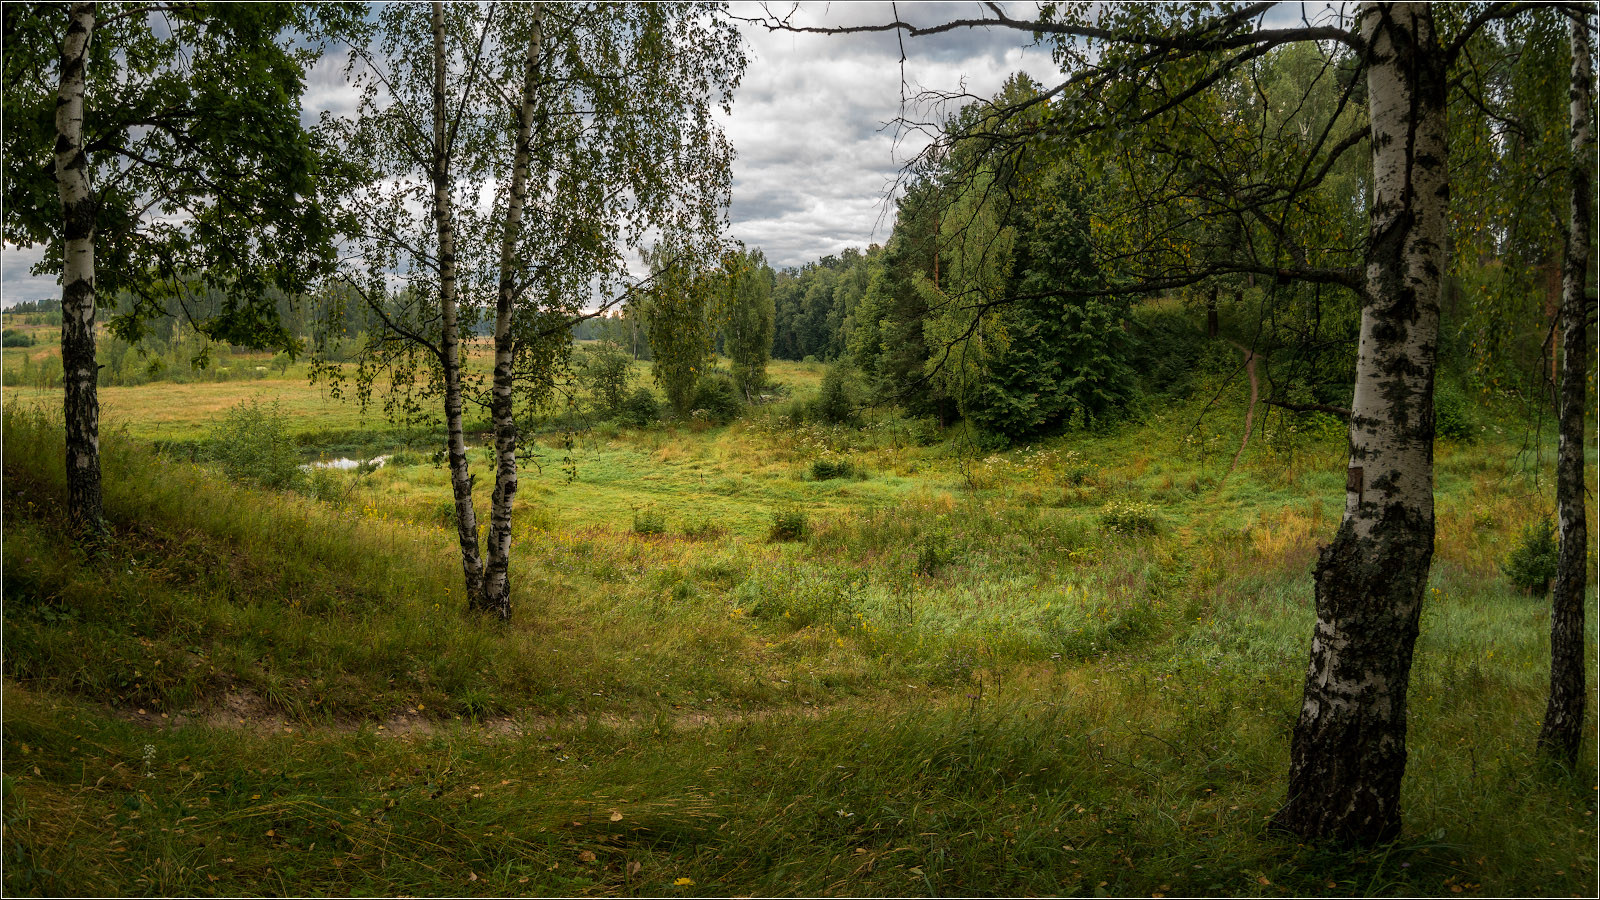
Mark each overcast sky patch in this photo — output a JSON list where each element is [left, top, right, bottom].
[[3, 3, 1350, 305]]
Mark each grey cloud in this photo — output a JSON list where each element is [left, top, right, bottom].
[[301, 50, 362, 126], [725, 1, 1058, 268], [2, 244, 55, 308]]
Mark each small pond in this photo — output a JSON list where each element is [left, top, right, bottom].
[[301, 455, 389, 471]]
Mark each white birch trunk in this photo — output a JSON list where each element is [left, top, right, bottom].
[[56, 1, 104, 540], [479, 8, 544, 621], [1274, 1, 1447, 843], [432, 0, 486, 605], [1538, 12, 1592, 762]]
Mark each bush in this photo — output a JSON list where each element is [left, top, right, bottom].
[[576, 341, 634, 417], [209, 399, 303, 490], [769, 506, 809, 541], [1434, 381, 1475, 441], [2, 328, 36, 348], [1099, 499, 1162, 535], [915, 532, 953, 576], [904, 416, 940, 446], [810, 364, 858, 425], [618, 387, 660, 427], [436, 499, 460, 529], [387, 448, 426, 468], [681, 513, 728, 541], [810, 457, 860, 480], [632, 507, 667, 536], [1502, 516, 1558, 595], [690, 372, 743, 424], [302, 466, 347, 504]]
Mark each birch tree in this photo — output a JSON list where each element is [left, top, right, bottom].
[[747, 0, 1585, 843], [1441, 3, 1595, 762], [1538, 9, 1593, 764], [3, 2, 356, 541], [326, 2, 743, 618]]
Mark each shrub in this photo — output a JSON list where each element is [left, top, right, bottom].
[[2, 328, 36, 348], [618, 387, 660, 427], [810, 363, 858, 425], [1099, 499, 1162, 535], [1502, 516, 1558, 595], [1063, 461, 1096, 486], [915, 532, 953, 577], [302, 466, 347, 504], [681, 514, 728, 541], [387, 448, 426, 468], [690, 372, 743, 424], [209, 399, 303, 490], [810, 457, 860, 480], [1434, 381, 1475, 441], [632, 506, 667, 536], [436, 499, 460, 529], [904, 416, 940, 446], [576, 341, 634, 416], [769, 506, 809, 541]]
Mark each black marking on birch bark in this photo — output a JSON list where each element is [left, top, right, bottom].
[[1540, 12, 1592, 763], [1277, 2, 1445, 845], [57, 2, 104, 541], [430, 0, 485, 607], [479, 12, 544, 623]]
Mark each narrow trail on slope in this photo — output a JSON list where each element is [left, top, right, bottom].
[[32, 680, 924, 745], [1222, 339, 1260, 484]]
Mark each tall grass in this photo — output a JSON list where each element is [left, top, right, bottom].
[[3, 395, 1595, 897]]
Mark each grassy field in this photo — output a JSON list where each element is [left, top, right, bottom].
[[2, 353, 1595, 896]]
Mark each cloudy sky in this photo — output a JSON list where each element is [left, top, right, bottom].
[[2, 2, 1346, 305], [717, 1, 1062, 269], [1, 2, 1060, 306]]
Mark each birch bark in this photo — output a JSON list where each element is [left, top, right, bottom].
[[1537, 12, 1592, 763], [55, 1, 104, 540], [1273, 1, 1448, 843], [479, 9, 544, 621], [432, 0, 486, 605]]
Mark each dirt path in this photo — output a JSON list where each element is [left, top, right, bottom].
[[94, 685, 907, 744]]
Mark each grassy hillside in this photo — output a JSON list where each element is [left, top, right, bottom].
[[2, 357, 1595, 896]]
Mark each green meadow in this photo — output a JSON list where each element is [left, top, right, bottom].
[[2, 350, 1594, 897]]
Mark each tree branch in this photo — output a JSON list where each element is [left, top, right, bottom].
[[741, 1, 1364, 52]]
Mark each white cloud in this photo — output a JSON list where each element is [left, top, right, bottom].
[[2, 243, 54, 308], [722, 1, 1060, 268]]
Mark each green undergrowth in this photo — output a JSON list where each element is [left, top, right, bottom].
[[3, 396, 1596, 896], [0, 408, 1196, 725], [4, 669, 1592, 897]]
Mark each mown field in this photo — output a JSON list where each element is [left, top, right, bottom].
[[2, 347, 1595, 897]]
